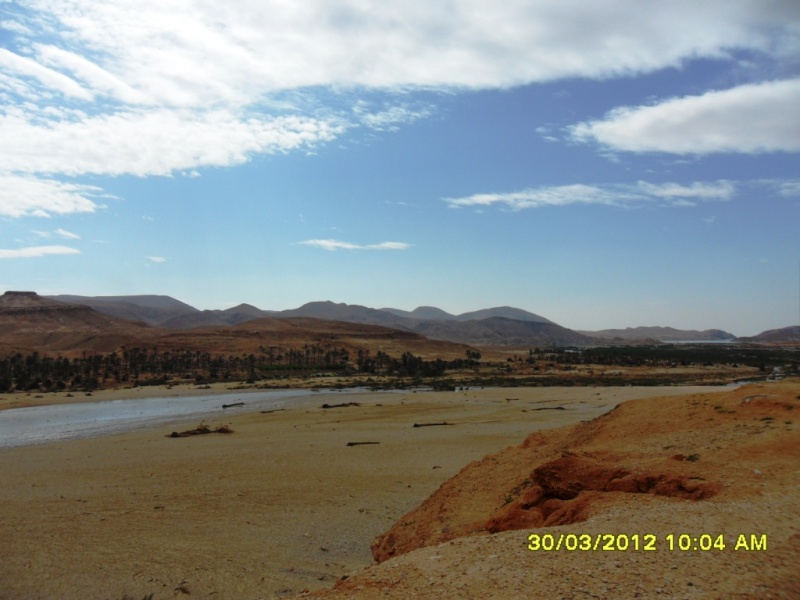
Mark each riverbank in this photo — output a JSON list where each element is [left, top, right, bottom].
[[0, 379, 334, 412], [0, 385, 726, 599]]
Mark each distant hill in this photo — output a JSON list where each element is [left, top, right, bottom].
[[0, 292, 473, 359], [380, 306, 456, 320], [47, 293, 746, 348], [280, 301, 405, 328], [46, 294, 200, 327], [1, 291, 151, 355], [280, 302, 581, 346], [454, 306, 553, 324], [410, 317, 596, 347], [580, 326, 736, 342], [379, 305, 552, 323], [220, 303, 278, 324], [737, 325, 800, 344]]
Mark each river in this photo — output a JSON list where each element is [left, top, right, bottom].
[[0, 388, 356, 448]]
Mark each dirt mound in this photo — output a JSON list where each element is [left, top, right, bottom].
[[483, 451, 719, 534], [370, 382, 798, 564]]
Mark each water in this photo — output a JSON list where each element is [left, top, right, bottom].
[[0, 388, 351, 448], [669, 339, 735, 345]]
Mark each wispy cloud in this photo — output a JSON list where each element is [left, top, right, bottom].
[[0, 245, 81, 259], [147, 256, 167, 263], [776, 180, 800, 197], [0, 109, 346, 178], [298, 239, 411, 251], [0, 175, 105, 218], [353, 101, 434, 132], [31, 228, 81, 239], [444, 180, 737, 211], [570, 78, 800, 154], [55, 228, 80, 239]]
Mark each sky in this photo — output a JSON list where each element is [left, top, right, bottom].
[[1, 1, 799, 337]]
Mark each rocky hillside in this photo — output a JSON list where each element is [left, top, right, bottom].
[[0, 291, 150, 354]]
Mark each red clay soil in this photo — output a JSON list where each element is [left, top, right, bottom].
[[299, 382, 800, 599]]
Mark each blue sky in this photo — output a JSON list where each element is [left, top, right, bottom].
[[1, 1, 799, 336]]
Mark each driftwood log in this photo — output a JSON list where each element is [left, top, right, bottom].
[[346, 441, 380, 447], [532, 406, 566, 411], [412, 422, 452, 428], [222, 402, 245, 409], [168, 422, 233, 438], [321, 402, 361, 409]]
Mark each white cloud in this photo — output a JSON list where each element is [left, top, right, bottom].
[[32, 228, 81, 239], [33, 43, 149, 105], [0, 174, 104, 217], [147, 256, 167, 263], [444, 180, 737, 211], [0, 245, 80, 259], [354, 103, 434, 132], [570, 78, 800, 154], [298, 239, 411, 251], [0, 47, 92, 100], [55, 228, 80, 239], [0, 108, 346, 177], [636, 181, 736, 201], [777, 180, 800, 197], [7, 1, 797, 100]]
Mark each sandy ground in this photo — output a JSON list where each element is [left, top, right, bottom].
[[306, 381, 800, 600], [0, 384, 726, 600]]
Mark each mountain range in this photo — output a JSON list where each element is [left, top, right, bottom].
[[43, 293, 749, 345], [1, 292, 795, 355], [0, 292, 469, 358], [44, 295, 589, 348]]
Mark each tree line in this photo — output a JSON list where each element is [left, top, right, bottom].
[[0, 345, 351, 392], [354, 349, 479, 377], [517, 345, 799, 371], [0, 346, 482, 392]]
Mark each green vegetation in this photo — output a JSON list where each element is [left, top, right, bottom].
[[0, 345, 352, 392], [1, 344, 797, 393]]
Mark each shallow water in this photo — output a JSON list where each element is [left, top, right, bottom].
[[0, 388, 348, 448]]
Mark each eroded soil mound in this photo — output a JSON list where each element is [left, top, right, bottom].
[[483, 451, 720, 534], [371, 383, 798, 564]]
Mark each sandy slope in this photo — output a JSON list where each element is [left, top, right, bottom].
[[303, 382, 800, 599], [0, 385, 718, 600]]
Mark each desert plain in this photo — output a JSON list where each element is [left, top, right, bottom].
[[1, 379, 798, 600]]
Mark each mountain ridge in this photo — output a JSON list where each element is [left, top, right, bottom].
[[32, 291, 795, 345]]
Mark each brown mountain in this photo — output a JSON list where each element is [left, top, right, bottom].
[[379, 305, 553, 323], [276, 302, 584, 346], [579, 326, 736, 341], [1, 292, 473, 360], [0, 291, 151, 355], [46, 294, 200, 326], [737, 325, 800, 344], [154, 316, 472, 360], [410, 316, 596, 346], [41, 294, 626, 347]]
